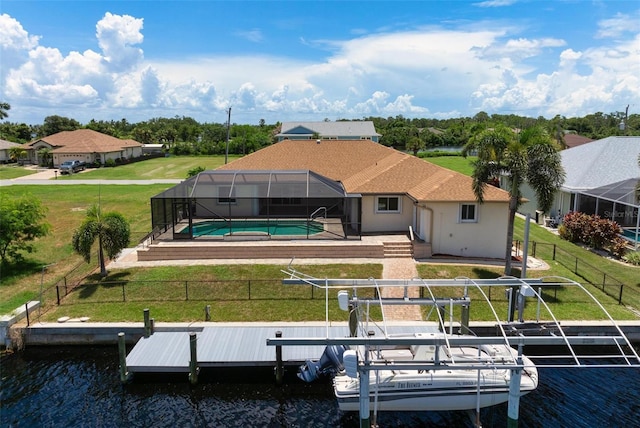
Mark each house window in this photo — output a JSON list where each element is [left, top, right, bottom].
[[376, 196, 400, 213], [218, 186, 236, 204], [460, 204, 477, 222]]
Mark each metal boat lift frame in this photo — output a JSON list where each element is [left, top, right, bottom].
[[268, 265, 640, 428]]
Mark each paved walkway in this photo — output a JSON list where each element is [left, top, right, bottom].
[[381, 258, 422, 321]]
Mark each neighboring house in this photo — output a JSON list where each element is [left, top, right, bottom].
[[517, 136, 640, 235], [563, 133, 594, 149], [152, 139, 512, 259], [27, 129, 143, 167], [276, 121, 381, 143], [0, 139, 27, 163]]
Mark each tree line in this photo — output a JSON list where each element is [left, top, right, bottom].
[[0, 101, 638, 156]]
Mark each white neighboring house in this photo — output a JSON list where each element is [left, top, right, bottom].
[[517, 136, 640, 239], [277, 121, 381, 143], [27, 129, 143, 167], [0, 139, 26, 163]]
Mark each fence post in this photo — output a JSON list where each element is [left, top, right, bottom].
[[574, 257, 578, 274], [122, 282, 126, 302], [618, 284, 624, 305], [552, 244, 556, 260], [532, 241, 537, 258], [602, 273, 607, 291], [56, 286, 61, 305], [185, 281, 189, 301], [248, 280, 251, 300]]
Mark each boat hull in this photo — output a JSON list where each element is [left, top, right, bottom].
[[334, 359, 538, 412]]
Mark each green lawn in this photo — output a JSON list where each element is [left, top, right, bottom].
[[57, 155, 241, 180], [424, 155, 476, 176], [0, 164, 37, 179], [0, 184, 172, 314]]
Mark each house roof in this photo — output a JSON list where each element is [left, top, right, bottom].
[[28, 129, 142, 154], [561, 136, 640, 191], [277, 121, 381, 137], [563, 134, 594, 149], [218, 139, 509, 203], [0, 139, 24, 150]]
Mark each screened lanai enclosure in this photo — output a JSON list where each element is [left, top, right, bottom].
[[150, 170, 361, 240], [569, 178, 640, 249]]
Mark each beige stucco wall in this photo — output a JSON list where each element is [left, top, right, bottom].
[[424, 201, 508, 259], [360, 195, 414, 233]]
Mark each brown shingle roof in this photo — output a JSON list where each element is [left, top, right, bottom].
[[219, 140, 509, 203], [564, 134, 594, 149], [29, 129, 142, 153]]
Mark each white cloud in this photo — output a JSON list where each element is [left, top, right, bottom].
[[96, 12, 144, 72], [596, 12, 640, 39], [0, 9, 638, 124], [473, 0, 518, 8], [235, 29, 264, 43]]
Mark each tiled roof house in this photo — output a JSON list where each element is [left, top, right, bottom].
[[0, 139, 25, 163], [27, 129, 143, 167], [211, 139, 511, 259]]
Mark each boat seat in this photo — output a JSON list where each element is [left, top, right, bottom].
[[380, 349, 414, 361]]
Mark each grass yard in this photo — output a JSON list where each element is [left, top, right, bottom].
[[0, 184, 172, 314], [58, 155, 240, 180], [40, 264, 384, 322], [0, 164, 37, 179], [424, 155, 476, 176]]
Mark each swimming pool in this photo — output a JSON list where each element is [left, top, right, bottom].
[[187, 220, 324, 237], [622, 228, 640, 243]]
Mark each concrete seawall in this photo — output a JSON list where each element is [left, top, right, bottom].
[[8, 320, 640, 348]]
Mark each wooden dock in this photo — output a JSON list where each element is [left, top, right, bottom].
[[125, 322, 437, 373]]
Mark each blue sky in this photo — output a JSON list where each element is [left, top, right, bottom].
[[1, 1, 638, 125]]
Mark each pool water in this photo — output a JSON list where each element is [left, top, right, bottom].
[[188, 220, 324, 237], [622, 228, 640, 242]]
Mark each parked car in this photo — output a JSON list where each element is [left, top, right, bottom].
[[59, 160, 86, 174]]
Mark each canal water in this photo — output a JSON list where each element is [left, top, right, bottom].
[[1, 346, 639, 427]]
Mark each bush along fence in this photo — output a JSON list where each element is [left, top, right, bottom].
[[517, 240, 639, 306]]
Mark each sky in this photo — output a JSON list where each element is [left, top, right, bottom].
[[1, 1, 639, 126]]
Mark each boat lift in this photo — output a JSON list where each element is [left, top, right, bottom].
[[267, 265, 640, 428]]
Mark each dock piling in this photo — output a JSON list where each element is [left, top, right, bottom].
[[188, 332, 199, 384], [507, 343, 524, 428], [275, 331, 284, 385], [118, 332, 129, 383], [143, 308, 150, 338]]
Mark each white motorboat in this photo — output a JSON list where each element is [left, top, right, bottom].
[[298, 332, 538, 412]]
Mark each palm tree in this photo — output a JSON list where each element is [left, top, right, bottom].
[[37, 147, 53, 167], [0, 102, 10, 120], [9, 146, 27, 163], [463, 124, 565, 275], [72, 204, 130, 277]]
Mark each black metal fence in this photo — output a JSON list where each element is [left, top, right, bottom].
[[521, 241, 639, 306], [55, 279, 378, 305]]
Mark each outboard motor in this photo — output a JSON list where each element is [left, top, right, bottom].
[[298, 344, 347, 382]]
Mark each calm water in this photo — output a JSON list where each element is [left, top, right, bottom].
[[2, 346, 639, 427]]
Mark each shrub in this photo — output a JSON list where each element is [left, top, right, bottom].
[[608, 237, 628, 259], [622, 251, 640, 266], [187, 166, 205, 178], [105, 158, 116, 168], [558, 211, 625, 257]]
